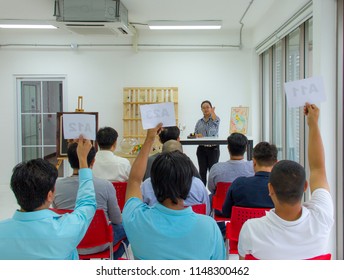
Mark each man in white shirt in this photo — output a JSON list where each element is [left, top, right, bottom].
[[238, 103, 334, 260], [93, 127, 131, 182]]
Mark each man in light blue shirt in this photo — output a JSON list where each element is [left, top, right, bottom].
[[123, 124, 225, 260], [0, 137, 96, 260]]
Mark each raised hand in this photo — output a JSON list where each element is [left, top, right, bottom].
[[304, 103, 319, 126], [76, 135, 92, 169]]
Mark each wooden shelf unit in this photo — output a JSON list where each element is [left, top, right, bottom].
[[123, 87, 179, 150]]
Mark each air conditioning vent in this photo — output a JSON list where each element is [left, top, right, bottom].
[[54, 0, 135, 36]]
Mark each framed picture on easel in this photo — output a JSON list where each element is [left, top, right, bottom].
[[56, 112, 99, 158], [229, 107, 249, 135]]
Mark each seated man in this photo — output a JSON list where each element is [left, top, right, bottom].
[[207, 133, 254, 195], [143, 126, 183, 181], [238, 104, 334, 259], [0, 137, 96, 260], [141, 140, 210, 215], [222, 141, 277, 218], [123, 124, 225, 260], [93, 126, 131, 182], [53, 143, 128, 260]]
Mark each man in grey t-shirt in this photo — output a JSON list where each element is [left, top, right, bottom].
[[53, 143, 128, 259], [207, 133, 254, 195]]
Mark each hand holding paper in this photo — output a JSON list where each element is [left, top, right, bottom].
[[76, 135, 93, 168]]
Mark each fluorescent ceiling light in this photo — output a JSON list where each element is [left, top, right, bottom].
[[0, 24, 57, 29], [148, 20, 222, 30]]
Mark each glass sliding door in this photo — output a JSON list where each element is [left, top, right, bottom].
[[305, 18, 313, 78], [272, 41, 285, 160], [262, 50, 271, 141], [285, 28, 302, 162], [260, 19, 312, 165]]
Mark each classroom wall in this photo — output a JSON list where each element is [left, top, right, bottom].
[[253, 0, 311, 46], [0, 46, 255, 187], [312, 0, 337, 258]]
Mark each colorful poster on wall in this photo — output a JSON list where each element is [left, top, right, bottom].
[[230, 107, 249, 135]]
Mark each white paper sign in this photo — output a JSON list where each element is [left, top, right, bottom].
[[63, 114, 96, 140], [284, 76, 326, 108], [140, 102, 176, 129]]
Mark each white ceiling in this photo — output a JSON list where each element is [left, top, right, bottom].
[[0, 0, 277, 35]]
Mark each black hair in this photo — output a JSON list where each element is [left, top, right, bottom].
[[67, 142, 96, 169], [151, 150, 193, 204], [201, 100, 212, 108], [253, 142, 278, 166], [10, 158, 58, 212], [96, 127, 118, 150], [269, 160, 306, 204], [159, 126, 180, 144], [227, 133, 248, 156]]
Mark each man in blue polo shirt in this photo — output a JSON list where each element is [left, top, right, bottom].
[[123, 124, 225, 260], [222, 141, 277, 218], [0, 136, 96, 260]]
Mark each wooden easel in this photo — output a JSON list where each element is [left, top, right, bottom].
[[75, 96, 84, 112], [56, 96, 85, 169]]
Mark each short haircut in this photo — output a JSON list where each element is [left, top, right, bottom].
[[253, 142, 278, 166], [159, 126, 180, 144], [96, 127, 118, 150], [227, 133, 248, 156], [151, 150, 193, 204], [162, 140, 183, 153], [10, 158, 58, 212], [67, 142, 96, 169], [269, 160, 306, 204], [201, 100, 212, 108]]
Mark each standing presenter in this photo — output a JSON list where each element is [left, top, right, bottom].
[[194, 100, 220, 186]]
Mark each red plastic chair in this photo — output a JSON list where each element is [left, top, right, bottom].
[[245, 253, 332, 260], [111, 181, 127, 212], [226, 206, 271, 256], [184, 203, 207, 215], [50, 208, 127, 260], [50, 208, 73, 215], [212, 182, 231, 222]]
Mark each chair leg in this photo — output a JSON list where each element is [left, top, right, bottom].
[[121, 240, 130, 259], [109, 242, 114, 260], [225, 239, 229, 259]]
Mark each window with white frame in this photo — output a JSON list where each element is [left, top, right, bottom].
[[17, 78, 65, 175]]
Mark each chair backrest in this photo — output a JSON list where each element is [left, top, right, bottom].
[[111, 181, 127, 212], [50, 208, 73, 215], [77, 209, 113, 250], [307, 253, 332, 260], [245, 253, 332, 260], [189, 203, 207, 215], [227, 206, 271, 241], [51, 208, 112, 249], [212, 182, 231, 211]]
